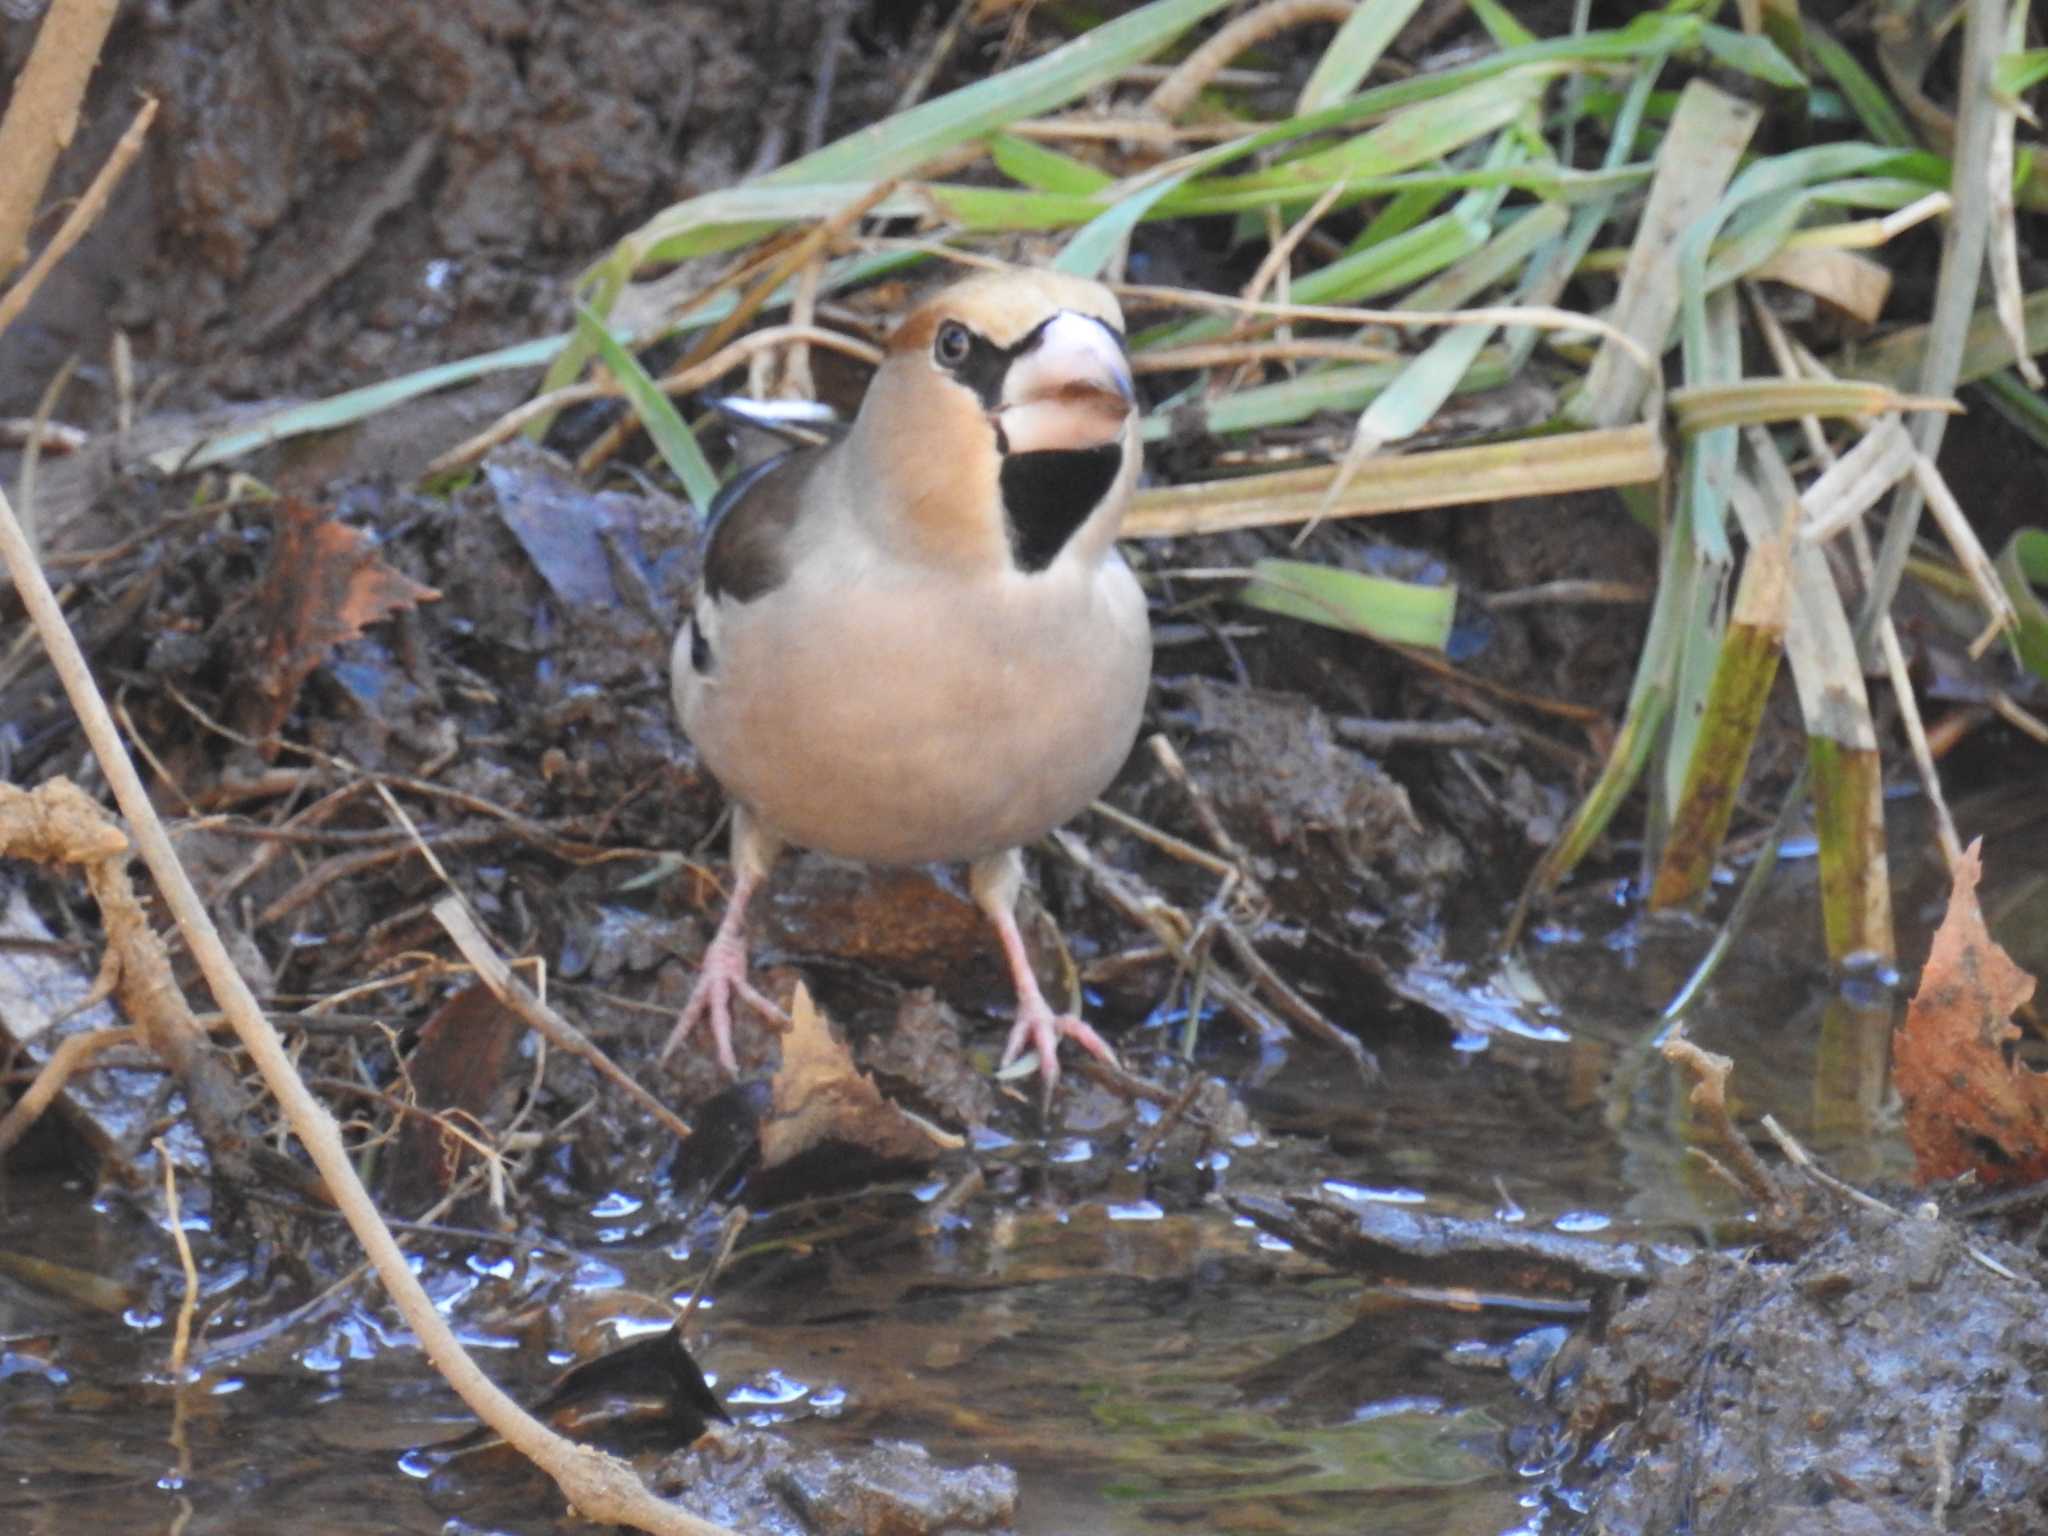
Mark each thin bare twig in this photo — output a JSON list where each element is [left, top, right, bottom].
[[1146, 0, 1357, 120], [1755, 1113, 1897, 1220], [1661, 1027, 1785, 1211], [678, 1206, 748, 1328], [0, 95, 154, 340], [433, 897, 693, 1143], [0, 1020, 136, 1159], [0, 0, 122, 280], [157, 1138, 201, 1376]]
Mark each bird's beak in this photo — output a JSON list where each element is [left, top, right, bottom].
[[995, 312, 1134, 455]]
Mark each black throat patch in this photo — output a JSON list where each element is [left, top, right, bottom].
[[999, 444, 1123, 574]]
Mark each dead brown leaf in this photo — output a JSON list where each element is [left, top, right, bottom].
[[383, 982, 523, 1216], [246, 497, 439, 741], [1893, 838, 2048, 1186], [758, 984, 962, 1168]]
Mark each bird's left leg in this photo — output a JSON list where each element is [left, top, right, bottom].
[[663, 807, 787, 1074], [970, 848, 1118, 1097]]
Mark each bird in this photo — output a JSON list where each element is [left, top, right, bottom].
[[663, 268, 1152, 1097]]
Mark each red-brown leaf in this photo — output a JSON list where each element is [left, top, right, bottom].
[[1892, 838, 2048, 1186], [247, 498, 439, 740]]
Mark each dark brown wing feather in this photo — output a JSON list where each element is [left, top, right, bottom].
[[701, 449, 821, 603]]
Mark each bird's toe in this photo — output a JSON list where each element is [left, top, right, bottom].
[[1000, 1001, 1118, 1099]]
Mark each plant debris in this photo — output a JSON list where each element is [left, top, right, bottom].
[[243, 497, 440, 743], [760, 984, 963, 1170], [1894, 837, 2048, 1187]]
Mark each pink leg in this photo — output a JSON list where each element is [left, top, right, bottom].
[[663, 810, 787, 1074], [972, 850, 1118, 1099]]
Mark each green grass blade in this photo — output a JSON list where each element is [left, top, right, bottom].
[[1976, 366, 2048, 454], [1055, 169, 1188, 276], [1190, 66, 1559, 202], [987, 132, 1115, 194], [1674, 144, 1904, 559], [1355, 181, 1452, 247], [1509, 501, 1695, 933], [574, 306, 720, 515], [1506, 46, 1667, 373], [1993, 46, 2048, 101], [1995, 527, 2048, 681], [1803, 19, 1916, 147], [1466, 0, 1537, 49], [1240, 558, 1457, 649], [1650, 534, 1787, 911], [1142, 352, 1513, 441], [1403, 198, 1565, 314], [1576, 78, 1761, 430], [607, 0, 1233, 270], [1742, 428, 1891, 963], [760, 0, 1234, 187], [1697, 22, 1806, 89], [152, 335, 566, 474], [1297, 0, 1430, 114]]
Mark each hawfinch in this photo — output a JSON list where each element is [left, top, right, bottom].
[[664, 269, 1151, 1095]]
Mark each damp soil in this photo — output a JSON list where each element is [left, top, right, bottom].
[[5, 5, 2048, 1536]]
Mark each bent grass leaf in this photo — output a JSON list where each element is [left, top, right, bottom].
[[1995, 527, 2048, 681], [1296, 0, 1429, 114], [574, 306, 721, 516], [1240, 558, 1456, 650]]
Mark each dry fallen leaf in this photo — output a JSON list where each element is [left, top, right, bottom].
[[1893, 838, 2048, 1186], [246, 497, 440, 741], [383, 982, 523, 1216], [759, 983, 962, 1168]]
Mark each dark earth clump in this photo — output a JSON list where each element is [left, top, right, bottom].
[[1552, 1210, 2048, 1535], [655, 1430, 1020, 1536]]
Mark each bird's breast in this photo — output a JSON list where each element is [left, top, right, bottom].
[[675, 553, 1150, 866]]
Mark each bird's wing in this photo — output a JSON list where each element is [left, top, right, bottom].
[[701, 447, 825, 604]]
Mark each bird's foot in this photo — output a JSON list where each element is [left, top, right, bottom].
[[999, 998, 1119, 1100], [661, 931, 787, 1075]]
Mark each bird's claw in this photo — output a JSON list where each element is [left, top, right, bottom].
[[999, 1001, 1119, 1101], [662, 933, 786, 1075]]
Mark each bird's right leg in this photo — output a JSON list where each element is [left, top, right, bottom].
[[662, 807, 786, 1074]]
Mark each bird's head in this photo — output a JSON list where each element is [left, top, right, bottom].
[[855, 270, 1139, 575]]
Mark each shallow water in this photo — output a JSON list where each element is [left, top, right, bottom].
[[0, 835, 1954, 1536]]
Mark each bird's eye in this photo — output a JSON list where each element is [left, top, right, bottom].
[[933, 320, 972, 368]]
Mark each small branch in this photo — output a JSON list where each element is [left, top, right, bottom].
[[433, 897, 693, 1143], [1660, 1027, 1786, 1211], [157, 1138, 201, 1377], [2, 94, 152, 342], [0, 0, 122, 280], [1146, 0, 1357, 121], [0, 778, 263, 1185], [0, 1020, 135, 1159], [1756, 1113, 1900, 1222]]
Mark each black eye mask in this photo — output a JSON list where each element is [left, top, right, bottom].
[[934, 314, 1128, 574]]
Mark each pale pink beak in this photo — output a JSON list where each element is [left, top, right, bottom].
[[995, 311, 1134, 455]]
